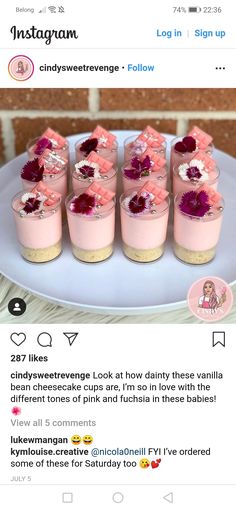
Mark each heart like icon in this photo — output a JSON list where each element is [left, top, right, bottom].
[[151, 459, 161, 469], [10, 332, 26, 347]]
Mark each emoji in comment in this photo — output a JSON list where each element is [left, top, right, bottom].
[[151, 459, 161, 469], [139, 458, 150, 469], [71, 435, 82, 445], [83, 435, 93, 445]]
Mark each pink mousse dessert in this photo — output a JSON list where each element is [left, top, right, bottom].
[[72, 151, 117, 194], [174, 185, 224, 264], [66, 182, 116, 263], [173, 151, 219, 195], [120, 181, 169, 262], [21, 157, 67, 204], [12, 184, 62, 263], [124, 126, 166, 162], [122, 149, 167, 192], [75, 126, 118, 166], [27, 128, 69, 164], [170, 127, 214, 180]]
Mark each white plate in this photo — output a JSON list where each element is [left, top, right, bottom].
[[0, 131, 235, 315]]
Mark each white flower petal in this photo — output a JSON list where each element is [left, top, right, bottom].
[[178, 163, 189, 174], [198, 170, 209, 182], [21, 192, 36, 203], [123, 191, 137, 209], [178, 168, 189, 181], [190, 159, 205, 171], [94, 168, 101, 179], [133, 141, 147, 154], [75, 160, 99, 175], [99, 136, 108, 145]]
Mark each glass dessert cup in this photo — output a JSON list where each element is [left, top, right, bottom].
[[173, 165, 219, 196], [120, 191, 170, 263], [21, 168, 68, 205], [170, 136, 214, 181], [66, 192, 116, 263], [121, 164, 167, 193], [124, 134, 166, 162], [27, 136, 70, 165], [72, 166, 117, 195], [12, 192, 62, 263], [173, 193, 224, 265], [75, 136, 118, 166]]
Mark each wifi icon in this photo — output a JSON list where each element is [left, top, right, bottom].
[[48, 5, 57, 13]]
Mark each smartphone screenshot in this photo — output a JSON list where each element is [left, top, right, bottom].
[[0, 1, 235, 509]]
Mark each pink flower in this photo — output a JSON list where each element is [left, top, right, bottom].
[[174, 136, 196, 153], [34, 137, 52, 156], [80, 138, 98, 156], [69, 193, 96, 215], [21, 159, 44, 182], [12, 407, 21, 416], [124, 156, 152, 180], [179, 190, 210, 217], [128, 194, 147, 214], [186, 166, 202, 180], [22, 197, 42, 214], [78, 165, 95, 178]]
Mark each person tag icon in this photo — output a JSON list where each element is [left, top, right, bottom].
[[8, 298, 27, 317]]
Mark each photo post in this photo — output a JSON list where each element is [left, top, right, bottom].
[[0, 2, 235, 510]]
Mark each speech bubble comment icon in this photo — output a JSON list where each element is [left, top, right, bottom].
[[37, 332, 52, 347]]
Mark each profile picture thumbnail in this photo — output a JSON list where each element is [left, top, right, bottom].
[[187, 276, 233, 322], [8, 55, 34, 81]]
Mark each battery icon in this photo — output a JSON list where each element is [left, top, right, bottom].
[[188, 6, 201, 12]]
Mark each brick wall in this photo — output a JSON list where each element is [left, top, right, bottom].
[[0, 88, 236, 163]]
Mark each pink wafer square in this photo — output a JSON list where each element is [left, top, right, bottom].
[[140, 181, 169, 204], [91, 126, 116, 148], [32, 181, 61, 206], [41, 128, 67, 150], [136, 126, 165, 148], [188, 126, 213, 150], [86, 182, 115, 205], [193, 151, 216, 172], [39, 149, 67, 174], [198, 184, 222, 206], [142, 149, 167, 172], [87, 151, 113, 174]]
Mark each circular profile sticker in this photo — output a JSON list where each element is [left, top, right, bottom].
[[8, 55, 34, 81], [187, 276, 233, 322]]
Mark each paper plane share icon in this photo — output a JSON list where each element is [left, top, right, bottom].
[[63, 332, 79, 346]]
